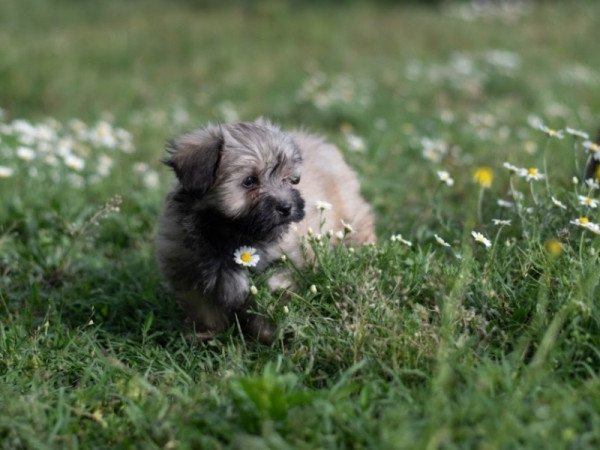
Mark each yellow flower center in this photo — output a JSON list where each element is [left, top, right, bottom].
[[584, 197, 593, 205], [473, 167, 494, 188], [527, 168, 538, 176], [240, 252, 253, 263], [548, 129, 557, 136], [580, 217, 589, 225]]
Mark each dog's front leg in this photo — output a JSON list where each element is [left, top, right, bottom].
[[175, 267, 250, 339], [213, 268, 276, 345]]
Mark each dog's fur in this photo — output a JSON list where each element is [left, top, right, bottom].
[[584, 128, 600, 182], [155, 119, 375, 344]]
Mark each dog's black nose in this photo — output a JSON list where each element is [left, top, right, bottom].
[[276, 202, 292, 217]]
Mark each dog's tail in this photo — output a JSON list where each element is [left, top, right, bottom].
[[583, 127, 600, 182]]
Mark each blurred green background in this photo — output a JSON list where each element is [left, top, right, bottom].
[[2, 0, 599, 234]]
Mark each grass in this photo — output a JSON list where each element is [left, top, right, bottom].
[[1, 0, 600, 448]]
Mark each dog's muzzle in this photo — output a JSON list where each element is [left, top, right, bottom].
[[275, 201, 293, 218]]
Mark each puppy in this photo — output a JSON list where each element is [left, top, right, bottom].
[[156, 119, 375, 344], [584, 128, 600, 182]]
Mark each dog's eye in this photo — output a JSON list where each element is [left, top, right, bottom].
[[290, 176, 300, 185], [242, 176, 258, 188]]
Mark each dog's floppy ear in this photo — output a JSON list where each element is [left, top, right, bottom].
[[584, 127, 600, 182], [164, 125, 224, 195]]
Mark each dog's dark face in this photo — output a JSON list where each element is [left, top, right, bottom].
[[165, 120, 305, 243]]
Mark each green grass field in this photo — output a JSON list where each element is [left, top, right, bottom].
[[2, 0, 600, 448]]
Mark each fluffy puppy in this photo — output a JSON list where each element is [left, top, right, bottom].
[[156, 119, 375, 344], [584, 128, 600, 182]]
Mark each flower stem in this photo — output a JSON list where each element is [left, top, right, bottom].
[[542, 137, 551, 193], [477, 187, 485, 223], [529, 181, 538, 205]]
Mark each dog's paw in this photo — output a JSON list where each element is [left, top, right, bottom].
[[240, 313, 276, 346]]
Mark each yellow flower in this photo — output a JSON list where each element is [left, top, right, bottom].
[[473, 167, 494, 188], [544, 239, 563, 256]]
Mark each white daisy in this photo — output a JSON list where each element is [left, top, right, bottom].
[[64, 153, 85, 171], [589, 223, 600, 235], [570, 217, 600, 235], [97, 154, 113, 177], [315, 200, 332, 211], [90, 121, 118, 148], [420, 137, 448, 163], [233, 246, 260, 267], [436, 170, 454, 186], [565, 127, 589, 140], [346, 134, 366, 153], [551, 196, 567, 210], [492, 219, 512, 226], [0, 165, 14, 178], [391, 234, 412, 246], [570, 217, 591, 227], [502, 162, 521, 173], [585, 179, 600, 190], [497, 199, 515, 209], [56, 138, 74, 158], [578, 195, 598, 208], [471, 231, 492, 248], [527, 115, 544, 130], [434, 234, 451, 247], [537, 124, 564, 139], [143, 171, 160, 189], [518, 167, 545, 182], [16, 146, 35, 161]]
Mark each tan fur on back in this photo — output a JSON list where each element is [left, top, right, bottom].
[[277, 131, 375, 263]]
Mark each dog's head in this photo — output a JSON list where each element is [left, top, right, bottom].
[[165, 119, 305, 241]]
